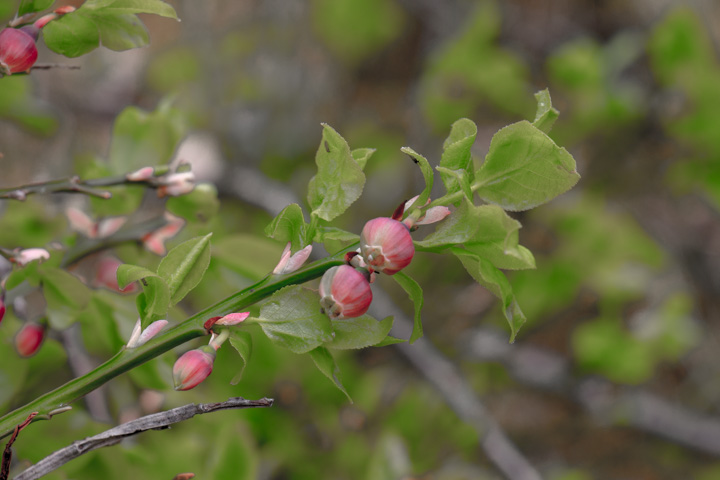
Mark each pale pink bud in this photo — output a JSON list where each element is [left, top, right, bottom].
[[319, 265, 372, 319], [273, 243, 313, 274], [0, 28, 38, 76], [359, 218, 415, 275], [15, 322, 45, 357], [126, 319, 168, 348], [402, 195, 451, 228], [126, 167, 155, 182], [14, 248, 50, 267], [95, 257, 137, 293], [157, 172, 195, 198], [214, 312, 250, 326], [142, 213, 185, 256], [53, 6, 76, 15], [173, 347, 216, 391], [96, 217, 126, 238], [66, 207, 96, 237]]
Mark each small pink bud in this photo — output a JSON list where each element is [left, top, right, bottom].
[[402, 195, 451, 228], [273, 243, 313, 274], [359, 218, 415, 275], [173, 347, 216, 391], [0, 295, 5, 325], [54, 6, 76, 15], [126, 319, 168, 348], [214, 312, 250, 326], [126, 166, 155, 182], [319, 265, 372, 319], [142, 213, 185, 255], [14, 248, 50, 267], [157, 171, 195, 198], [0, 27, 38, 76], [15, 322, 46, 357]]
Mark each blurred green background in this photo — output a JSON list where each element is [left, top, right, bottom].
[[3, 0, 720, 479]]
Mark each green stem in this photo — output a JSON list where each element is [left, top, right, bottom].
[[0, 247, 352, 439], [426, 181, 483, 209]]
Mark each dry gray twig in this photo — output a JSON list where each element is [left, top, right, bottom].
[[13, 397, 273, 480]]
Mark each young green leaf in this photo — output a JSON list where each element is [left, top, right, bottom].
[[265, 203, 308, 251], [212, 234, 279, 281], [117, 264, 171, 327], [307, 123, 366, 222], [82, 0, 178, 19], [352, 147, 376, 170], [532, 89, 559, 134], [314, 226, 359, 243], [228, 330, 253, 385], [392, 272, 424, 343], [325, 315, 393, 350], [157, 234, 212, 305], [474, 121, 580, 211], [415, 199, 480, 249], [309, 346, 351, 402], [400, 146, 434, 211], [374, 335, 406, 347], [18, 0, 54, 16], [435, 166, 472, 200], [452, 248, 526, 342], [43, 14, 100, 57], [439, 118, 477, 196], [84, 12, 149, 51], [258, 286, 333, 354]]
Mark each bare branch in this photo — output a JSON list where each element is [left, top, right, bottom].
[[13, 397, 273, 480]]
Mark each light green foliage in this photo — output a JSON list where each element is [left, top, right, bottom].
[[265, 203, 308, 251], [157, 234, 212, 305], [352, 148, 376, 171], [18, 0, 54, 16], [41, 267, 92, 329], [207, 423, 257, 479], [400, 147, 433, 210], [309, 346, 351, 401], [474, 120, 580, 211], [117, 264, 170, 327], [146, 48, 201, 92], [311, 0, 405, 64], [439, 118, 477, 198], [419, 0, 532, 130], [393, 272, 423, 343], [307, 124, 366, 222], [325, 315, 394, 350], [212, 234, 280, 281], [258, 285, 333, 354], [228, 330, 252, 384], [452, 248, 526, 342], [43, 0, 177, 57], [533, 89, 559, 134], [0, 76, 58, 134], [108, 103, 187, 173], [166, 183, 220, 223]]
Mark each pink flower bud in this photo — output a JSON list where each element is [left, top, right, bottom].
[[95, 257, 138, 293], [359, 218, 415, 275], [14, 248, 50, 267], [0, 296, 5, 326], [173, 347, 216, 391], [273, 243, 313, 274], [402, 195, 451, 228], [157, 172, 195, 198], [15, 322, 45, 357], [319, 265, 372, 319], [126, 318, 168, 348], [126, 166, 155, 182], [142, 212, 185, 256], [0, 27, 38, 76]]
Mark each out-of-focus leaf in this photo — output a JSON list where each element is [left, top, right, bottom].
[[474, 121, 580, 211], [325, 315, 393, 350], [393, 272, 424, 343], [166, 183, 220, 223], [18, 0, 54, 17], [41, 268, 92, 329], [352, 147, 376, 170], [258, 286, 333, 354], [309, 346, 351, 401], [83, 0, 178, 19], [157, 234, 212, 305], [206, 423, 257, 479], [212, 234, 279, 281], [228, 330, 252, 385], [307, 124, 365, 222]]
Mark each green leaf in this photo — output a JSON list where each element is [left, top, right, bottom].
[[400, 146, 433, 211], [325, 315, 393, 350], [212, 234, 279, 281], [265, 203, 308, 251], [18, 0, 54, 16], [43, 13, 100, 58], [436, 166, 472, 200], [374, 335, 406, 347], [309, 346, 351, 401], [415, 199, 479, 250], [452, 249, 526, 342], [4, 261, 41, 290], [157, 234, 212, 305], [393, 272, 424, 343], [228, 330, 253, 385], [84, 12, 149, 51], [258, 286, 333, 354], [166, 183, 220, 223], [439, 118, 477, 196], [314, 226, 359, 243], [532, 89, 559, 133], [117, 264, 170, 327], [474, 121, 580, 211], [352, 147, 376, 170], [41, 268, 92, 329], [307, 123, 366, 222], [83, 0, 178, 19]]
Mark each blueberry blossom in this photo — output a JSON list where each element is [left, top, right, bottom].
[[359, 217, 415, 275]]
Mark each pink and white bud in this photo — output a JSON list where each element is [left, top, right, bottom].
[[95, 257, 137, 293], [15, 322, 45, 357], [173, 346, 216, 391], [359, 218, 415, 275], [126, 319, 169, 348], [96, 217, 126, 238], [67, 208, 126, 239], [319, 265, 372, 319], [14, 248, 50, 267], [126, 166, 155, 182], [142, 213, 185, 256], [157, 171, 195, 198], [215, 312, 250, 326], [0, 27, 38, 76], [402, 196, 451, 228], [273, 243, 313, 274]]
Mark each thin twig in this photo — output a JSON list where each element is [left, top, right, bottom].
[[12, 398, 273, 480], [2, 413, 37, 480]]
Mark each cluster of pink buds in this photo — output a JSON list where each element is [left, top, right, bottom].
[[15, 321, 46, 357], [0, 6, 75, 77]]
